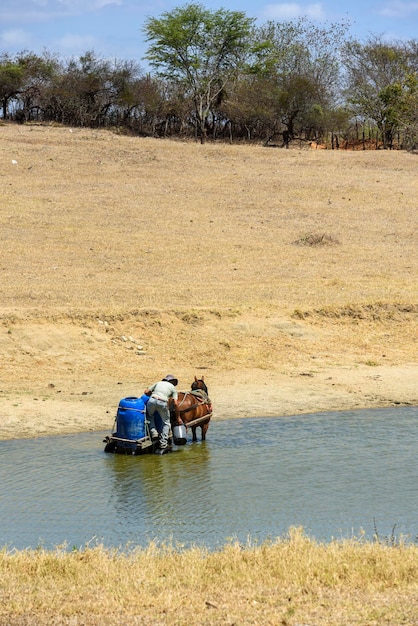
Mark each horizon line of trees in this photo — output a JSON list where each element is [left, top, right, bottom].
[[1, 4, 417, 150]]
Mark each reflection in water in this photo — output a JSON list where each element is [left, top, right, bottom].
[[0, 407, 417, 551], [108, 445, 212, 546]]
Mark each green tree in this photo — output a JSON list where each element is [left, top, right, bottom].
[[0, 54, 25, 119], [143, 3, 255, 143], [15, 51, 60, 122], [342, 36, 415, 148], [402, 70, 418, 150]]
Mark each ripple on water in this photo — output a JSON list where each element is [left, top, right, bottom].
[[0, 406, 417, 550]]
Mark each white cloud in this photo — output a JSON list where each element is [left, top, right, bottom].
[[55, 33, 99, 52], [57, 0, 122, 8], [0, 28, 32, 48], [378, 1, 418, 18], [261, 2, 326, 20], [95, 0, 123, 7], [0, 0, 123, 20]]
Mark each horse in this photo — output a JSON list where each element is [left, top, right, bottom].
[[170, 376, 212, 442]]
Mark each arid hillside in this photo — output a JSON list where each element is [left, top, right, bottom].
[[0, 123, 417, 439]]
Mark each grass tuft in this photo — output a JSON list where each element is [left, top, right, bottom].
[[292, 232, 340, 246]]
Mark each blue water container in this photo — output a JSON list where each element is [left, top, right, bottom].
[[116, 395, 149, 440]]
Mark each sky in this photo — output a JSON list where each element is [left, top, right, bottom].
[[1, 0, 417, 70]]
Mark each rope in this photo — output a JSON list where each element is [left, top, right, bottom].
[[177, 391, 209, 415]]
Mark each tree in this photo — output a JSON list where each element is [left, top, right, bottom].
[[402, 70, 418, 150], [15, 51, 60, 122], [251, 18, 349, 145], [0, 54, 25, 119], [221, 73, 280, 142], [143, 3, 255, 143], [342, 36, 415, 148]]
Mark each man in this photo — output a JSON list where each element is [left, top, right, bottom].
[[144, 374, 178, 452]]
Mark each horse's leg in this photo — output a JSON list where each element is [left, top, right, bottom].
[[191, 426, 198, 442], [201, 422, 209, 441]]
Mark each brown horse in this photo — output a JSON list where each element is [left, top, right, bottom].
[[170, 376, 212, 442]]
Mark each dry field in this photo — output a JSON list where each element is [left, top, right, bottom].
[[0, 122, 417, 439], [1, 123, 417, 624]]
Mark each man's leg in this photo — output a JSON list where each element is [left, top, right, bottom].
[[146, 400, 159, 440], [153, 403, 170, 449], [159, 406, 171, 449]]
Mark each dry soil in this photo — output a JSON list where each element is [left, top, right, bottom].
[[0, 123, 417, 440]]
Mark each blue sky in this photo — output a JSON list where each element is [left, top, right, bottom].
[[1, 0, 417, 69]]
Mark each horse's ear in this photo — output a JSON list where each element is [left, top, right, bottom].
[[194, 376, 198, 382], [201, 376, 204, 381]]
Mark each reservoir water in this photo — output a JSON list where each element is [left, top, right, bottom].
[[0, 406, 416, 551]]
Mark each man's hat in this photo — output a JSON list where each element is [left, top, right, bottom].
[[163, 374, 178, 386]]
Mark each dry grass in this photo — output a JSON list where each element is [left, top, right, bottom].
[[1, 123, 417, 314], [0, 121, 417, 429], [1, 529, 417, 625], [1, 123, 417, 385]]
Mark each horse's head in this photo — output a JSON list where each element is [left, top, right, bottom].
[[191, 375, 208, 394]]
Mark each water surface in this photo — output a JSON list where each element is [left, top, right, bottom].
[[0, 407, 416, 551]]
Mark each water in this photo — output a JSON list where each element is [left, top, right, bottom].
[[0, 407, 417, 551]]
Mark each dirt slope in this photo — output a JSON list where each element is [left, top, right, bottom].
[[0, 123, 416, 439]]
